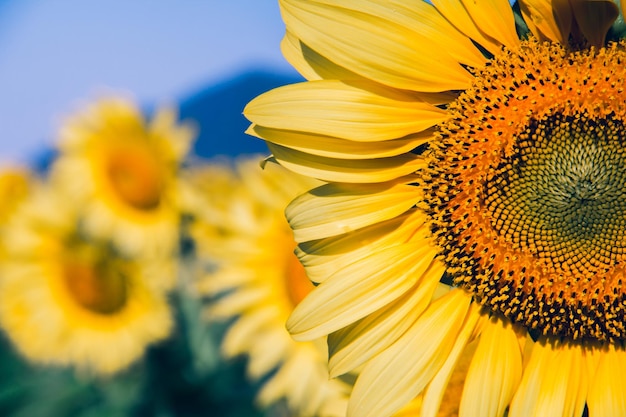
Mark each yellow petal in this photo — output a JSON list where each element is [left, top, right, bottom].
[[247, 124, 434, 160], [281, 30, 362, 81], [348, 289, 472, 417], [268, 143, 424, 183], [459, 0, 521, 50], [245, 80, 448, 142], [221, 308, 276, 357], [327, 262, 443, 377], [287, 242, 438, 341], [195, 267, 254, 294], [279, 0, 474, 92], [209, 287, 271, 318], [518, 0, 572, 43], [459, 317, 523, 417], [319, 0, 488, 68], [296, 209, 429, 282], [280, 31, 460, 108], [587, 345, 626, 417], [256, 348, 320, 408], [509, 341, 587, 417], [392, 396, 425, 417], [286, 182, 421, 242], [245, 328, 291, 379], [431, 0, 503, 54], [417, 302, 481, 417], [570, 0, 619, 47]]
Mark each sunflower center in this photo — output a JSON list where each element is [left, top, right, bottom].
[[422, 39, 626, 342], [486, 113, 626, 274], [63, 250, 128, 314], [107, 145, 163, 211]]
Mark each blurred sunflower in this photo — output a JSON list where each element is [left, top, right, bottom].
[[245, 1, 626, 416], [0, 186, 173, 375], [183, 157, 351, 417], [0, 166, 33, 259], [51, 97, 195, 262], [0, 166, 31, 225]]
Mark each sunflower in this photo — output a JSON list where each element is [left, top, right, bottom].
[[51, 97, 195, 263], [0, 166, 32, 256], [244, 1, 626, 416], [0, 166, 31, 225], [0, 185, 174, 375], [183, 156, 352, 417]]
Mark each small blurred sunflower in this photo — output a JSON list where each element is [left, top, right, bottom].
[[183, 157, 351, 417], [51, 97, 195, 261], [0, 185, 173, 376], [0, 166, 31, 225], [245, 1, 626, 416], [0, 166, 32, 258]]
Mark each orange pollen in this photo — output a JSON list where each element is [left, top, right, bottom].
[[422, 39, 626, 342]]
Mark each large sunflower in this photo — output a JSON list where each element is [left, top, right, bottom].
[[244, 1, 626, 416], [51, 97, 195, 262], [182, 157, 352, 417], [0, 186, 173, 375]]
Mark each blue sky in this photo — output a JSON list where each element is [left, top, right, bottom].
[[0, 1, 295, 164]]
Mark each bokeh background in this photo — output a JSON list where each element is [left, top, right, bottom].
[[0, 0, 302, 164], [0, 2, 309, 416]]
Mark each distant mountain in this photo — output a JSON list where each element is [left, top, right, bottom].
[[179, 69, 303, 159]]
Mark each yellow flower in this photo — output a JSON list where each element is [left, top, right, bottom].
[[51, 96, 195, 263], [0, 186, 173, 375], [183, 157, 351, 417], [244, 1, 626, 416], [0, 166, 32, 256], [0, 166, 31, 225]]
